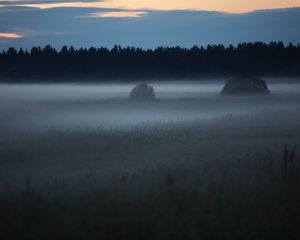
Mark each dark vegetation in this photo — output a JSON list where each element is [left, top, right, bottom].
[[1, 41, 300, 81], [0, 143, 299, 240], [221, 76, 271, 94], [0, 110, 300, 240], [128, 83, 156, 101]]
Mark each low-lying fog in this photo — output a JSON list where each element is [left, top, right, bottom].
[[1, 79, 300, 132], [1, 78, 300, 184]]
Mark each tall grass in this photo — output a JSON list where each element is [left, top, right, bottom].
[[0, 147, 299, 240], [0, 112, 300, 239]]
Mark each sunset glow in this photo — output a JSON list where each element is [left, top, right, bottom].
[[89, 11, 147, 18], [6, 0, 300, 13], [0, 32, 23, 39]]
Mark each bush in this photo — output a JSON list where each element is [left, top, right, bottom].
[[128, 83, 156, 101], [221, 76, 271, 94]]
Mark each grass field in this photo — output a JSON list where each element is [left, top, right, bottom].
[[0, 106, 300, 239]]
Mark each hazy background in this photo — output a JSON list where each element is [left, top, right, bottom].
[[0, 79, 300, 184], [1, 79, 300, 132]]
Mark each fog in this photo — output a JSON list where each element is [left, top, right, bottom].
[[0, 78, 300, 185], [1, 79, 300, 132], [0, 80, 300, 240]]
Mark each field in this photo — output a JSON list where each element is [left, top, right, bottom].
[[0, 80, 300, 239]]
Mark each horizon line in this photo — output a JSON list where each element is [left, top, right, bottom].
[[2, 41, 299, 52]]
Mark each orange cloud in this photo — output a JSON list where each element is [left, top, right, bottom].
[[3, 0, 300, 13], [89, 11, 147, 18], [0, 32, 23, 39]]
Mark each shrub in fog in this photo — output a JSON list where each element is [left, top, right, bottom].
[[128, 83, 156, 101], [221, 76, 270, 94]]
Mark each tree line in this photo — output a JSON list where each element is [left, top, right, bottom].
[[0, 41, 300, 81]]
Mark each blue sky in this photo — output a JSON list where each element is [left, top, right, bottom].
[[0, 3, 300, 50]]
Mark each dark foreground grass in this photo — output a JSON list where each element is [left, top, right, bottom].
[[1, 110, 300, 240], [0, 146, 300, 240]]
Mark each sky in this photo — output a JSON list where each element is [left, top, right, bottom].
[[0, 0, 300, 50], [2, 0, 300, 13]]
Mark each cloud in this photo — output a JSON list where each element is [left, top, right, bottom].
[[1, 0, 300, 13], [0, 32, 23, 38], [0, 0, 101, 8], [88, 11, 147, 18], [0, 6, 300, 50]]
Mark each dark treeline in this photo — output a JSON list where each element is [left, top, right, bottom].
[[1, 41, 300, 81]]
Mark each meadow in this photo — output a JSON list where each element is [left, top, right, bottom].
[[0, 80, 300, 239]]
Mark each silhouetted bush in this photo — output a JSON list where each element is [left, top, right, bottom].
[[128, 83, 156, 101], [221, 76, 271, 94]]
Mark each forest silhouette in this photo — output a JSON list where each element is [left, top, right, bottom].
[[1, 41, 300, 81]]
